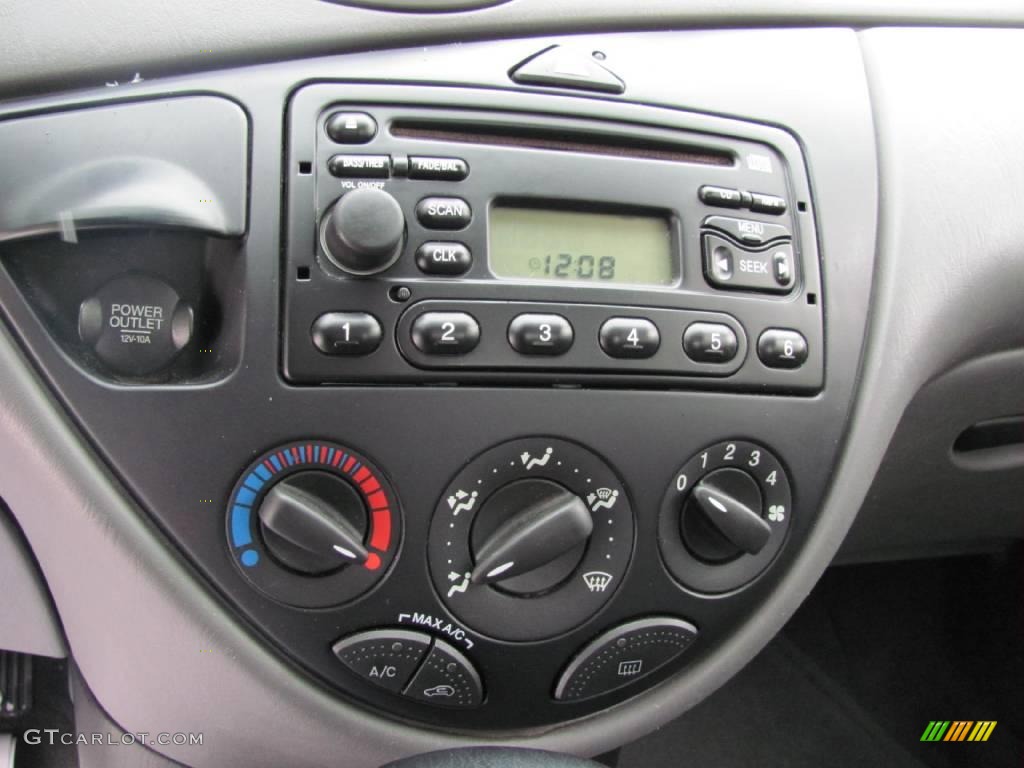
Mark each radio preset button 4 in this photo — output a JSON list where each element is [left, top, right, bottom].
[[508, 314, 574, 356], [599, 317, 660, 359], [683, 322, 739, 364], [416, 196, 472, 230], [411, 312, 480, 355], [415, 242, 472, 276]]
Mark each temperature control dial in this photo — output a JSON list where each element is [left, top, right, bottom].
[[659, 440, 791, 594], [428, 438, 634, 642], [226, 440, 401, 607]]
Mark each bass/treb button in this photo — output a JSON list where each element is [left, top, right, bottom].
[[415, 197, 472, 230], [411, 312, 480, 355], [683, 322, 738, 364], [332, 630, 431, 693], [508, 314, 574, 356], [598, 317, 660, 359], [554, 617, 698, 702]]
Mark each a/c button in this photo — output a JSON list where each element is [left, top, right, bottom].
[[332, 629, 431, 693], [415, 242, 472, 275]]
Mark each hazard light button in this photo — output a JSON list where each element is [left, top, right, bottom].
[[332, 629, 431, 693]]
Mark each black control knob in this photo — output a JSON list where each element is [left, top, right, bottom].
[[470, 479, 592, 593], [256, 470, 369, 575], [320, 188, 406, 275], [681, 468, 770, 563]]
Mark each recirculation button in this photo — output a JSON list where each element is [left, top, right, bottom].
[[403, 638, 484, 708], [332, 629, 431, 693], [553, 617, 698, 702]]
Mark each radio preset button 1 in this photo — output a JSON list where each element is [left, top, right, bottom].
[[416, 197, 472, 230], [508, 314, 574, 356], [411, 312, 480, 355], [699, 185, 744, 209], [599, 317, 660, 359], [408, 157, 469, 181], [749, 192, 787, 215], [757, 329, 808, 369], [325, 112, 377, 144], [311, 312, 383, 356], [683, 322, 739, 364], [702, 216, 791, 246], [415, 242, 472, 276], [328, 154, 391, 179]]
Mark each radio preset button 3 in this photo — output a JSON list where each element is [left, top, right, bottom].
[[508, 314, 574, 356], [416, 196, 472, 230], [325, 112, 377, 144], [757, 329, 808, 369], [415, 242, 472, 275], [683, 322, 739, 364], [599, 317, 660, 359], [411, 312, 480, 355], [328, 154, 391, 179], [408, 156, 469, 181]]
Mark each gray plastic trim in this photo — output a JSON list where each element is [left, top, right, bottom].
[[0, 505, 65, 658], [0, 97, 249, 241]]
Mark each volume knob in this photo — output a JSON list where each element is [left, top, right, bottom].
[[321, 187, 406, 275]]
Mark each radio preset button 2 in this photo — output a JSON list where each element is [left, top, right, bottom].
[[325, 112, 377, 144], [757, 329, 808, 369], [416, 197, 472, 230], [408, 157, 469, 181], [328, 154, 391, 179], [599, 317, 660, 359], [698, 185, 744, 209], [411, 312, 480, 355], [683, 322, 738, 364], [415, 242, 472, 276], [311, 312, 382, 356], [508, 314, 574, 356]]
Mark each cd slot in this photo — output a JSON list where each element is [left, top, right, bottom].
[[390, 121, 734, 167]]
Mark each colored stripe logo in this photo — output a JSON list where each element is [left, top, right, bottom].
[[920, 721, 997, 742]]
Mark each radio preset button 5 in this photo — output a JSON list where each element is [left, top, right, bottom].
[[328, 154, 391, 179], [416, 196, 472, 230], [415, 242, 472, 276], [698, 185, 744, 209], [325, 112, 377, 144], [411, 312, 480, 355], [683, 322, 739, 364], [508, 314, 574, 356], [599, 317, 660, 359], [408, 156, 469, 181], [757, 329, 808, 369]]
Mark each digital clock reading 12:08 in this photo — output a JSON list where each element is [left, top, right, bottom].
[[489, 204, 674, 287]]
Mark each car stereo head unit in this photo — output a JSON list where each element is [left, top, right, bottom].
[[283, 87, 824, 393]]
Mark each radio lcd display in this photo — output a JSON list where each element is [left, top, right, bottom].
[[488, 204, 674, 286]]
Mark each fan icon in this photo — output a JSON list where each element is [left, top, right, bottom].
[[768, 505, 786, 522]]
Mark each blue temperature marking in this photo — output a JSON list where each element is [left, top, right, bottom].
[[231, 504, 252, 547], [235, 486, 257, 507], [240, 550, 259, 567], [270, 455, 282, 471], [253, 465, 272, 482], [284, 451, 295, 466], [242, 472, 264, 493]]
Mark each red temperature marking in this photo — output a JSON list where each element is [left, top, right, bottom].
[[319, 446, 328, 463], [364, 552, 382, 571], [359, 477, 381, 495], [343, 456, 356, 473], [370, 510, 391, 551], [366, 490, 388, 511], [353, 466, 371, 484]]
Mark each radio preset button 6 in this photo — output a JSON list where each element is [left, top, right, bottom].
[[408, 156, 469, 181], [325, 112, 377, 144], [683, 322, 739, 364], [328, 154, 391, 179], [411, 312, 480, 355], [698, 185, 744, 209], [757, 329, 808, 369], [311, 312, 383, 356], [599, 317, 660, 359], [415, 242, 472, 276], [416, 196, 472, 230], [508, 314, 574, 356], [702, 216, 790, 246]]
